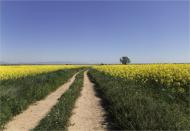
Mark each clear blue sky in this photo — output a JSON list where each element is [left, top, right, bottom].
[[1, 1, 189, 64]]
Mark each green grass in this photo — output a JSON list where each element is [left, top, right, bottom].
[[33, 71, 84, 131], [0, 68, 82, 128], [88, 69, 190, 130]]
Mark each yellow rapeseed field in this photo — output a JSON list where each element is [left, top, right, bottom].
[[93, 64, 190, 93], [0, 65, 81, 80]]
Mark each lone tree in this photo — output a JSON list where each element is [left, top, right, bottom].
[[120, 56, 131, 64]]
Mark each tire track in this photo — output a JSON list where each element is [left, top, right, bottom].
[[4, 72, 79, 131], [68, 71, 108, 131]]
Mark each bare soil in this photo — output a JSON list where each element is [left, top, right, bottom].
[[68, 71, 108, 131], [4, 73, 78, 131]]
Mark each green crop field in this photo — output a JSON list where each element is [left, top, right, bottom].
[[88, 64, 190, 130], [0, 65, 83, 128]]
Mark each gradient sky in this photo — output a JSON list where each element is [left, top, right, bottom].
[[1, 1, 189, 64]]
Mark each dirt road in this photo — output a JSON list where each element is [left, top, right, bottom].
[[4, 73, 78, 131], [68, 71, 107, 131]]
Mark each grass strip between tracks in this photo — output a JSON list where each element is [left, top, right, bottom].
[[33, 70, 84, 131]]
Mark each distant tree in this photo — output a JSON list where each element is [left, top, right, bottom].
[[120, 56, 131, 64]]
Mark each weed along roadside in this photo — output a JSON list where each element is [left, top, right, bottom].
[[88, 66, 190, 130]]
